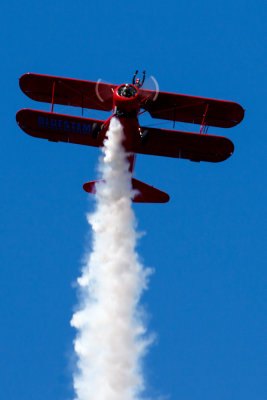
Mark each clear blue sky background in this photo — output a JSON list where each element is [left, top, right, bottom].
[[1, 1, 266, 399]]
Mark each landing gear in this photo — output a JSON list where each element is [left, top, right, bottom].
[[140, 129, 149, 145], [92, 123, 102, 139]]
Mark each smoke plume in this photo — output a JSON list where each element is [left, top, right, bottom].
[[71, 117, 152, 400]]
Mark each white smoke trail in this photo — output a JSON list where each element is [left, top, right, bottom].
[[71, 117, 153, 400]]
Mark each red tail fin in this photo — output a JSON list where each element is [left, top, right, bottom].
[[83, 178, 169, 203]]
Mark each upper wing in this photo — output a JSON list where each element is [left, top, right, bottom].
[[19, 73, 116, 111], [16, 109, 106, 147], [139, 89, 244, 128], [133, 126, 234, 163]]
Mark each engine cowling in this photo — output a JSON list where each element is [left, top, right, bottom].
[[113, 84, 140, 116]]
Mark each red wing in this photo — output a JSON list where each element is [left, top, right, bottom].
[[133, 126, 234, 163], [19, 73, 116, 111], [139, 89, 244, 128], [16, 109, 106, 147]]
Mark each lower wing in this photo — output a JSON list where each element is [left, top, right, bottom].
[[16, 110, 234, 163], [16, 109, 106, 147], [133, 126, 234, 163]]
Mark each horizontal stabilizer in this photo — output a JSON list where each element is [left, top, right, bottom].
[[83, 178, 169, 203], [132, 178, 169, 203]]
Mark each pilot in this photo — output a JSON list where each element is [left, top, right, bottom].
[[132, 70, 146, 88]]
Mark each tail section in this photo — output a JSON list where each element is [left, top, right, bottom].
[[131, 178, 169, 203], [83, 178, 169, 203]]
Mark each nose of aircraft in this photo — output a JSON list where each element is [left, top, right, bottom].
[[117, 84, 138, 98]]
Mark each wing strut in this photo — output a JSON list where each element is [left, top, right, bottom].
[[173, 106, 176, 128], [51, 81, 55, 113], [199, 103, 209, 134]]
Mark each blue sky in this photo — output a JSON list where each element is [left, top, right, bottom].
[[1, 0, 266, 399]]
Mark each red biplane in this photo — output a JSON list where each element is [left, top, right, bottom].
[[16, 72, 244, 203]]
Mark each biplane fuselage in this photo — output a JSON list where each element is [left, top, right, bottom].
[[112, 84, 140, 171], [16, 73, 245, 203]]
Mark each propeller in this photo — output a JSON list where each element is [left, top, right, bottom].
[[140, 74, 160, 101], [95, 78, 115, 104]]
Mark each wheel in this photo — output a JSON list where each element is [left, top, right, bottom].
[[92, 123, 101, 139], [141, 129, 149, 146]]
